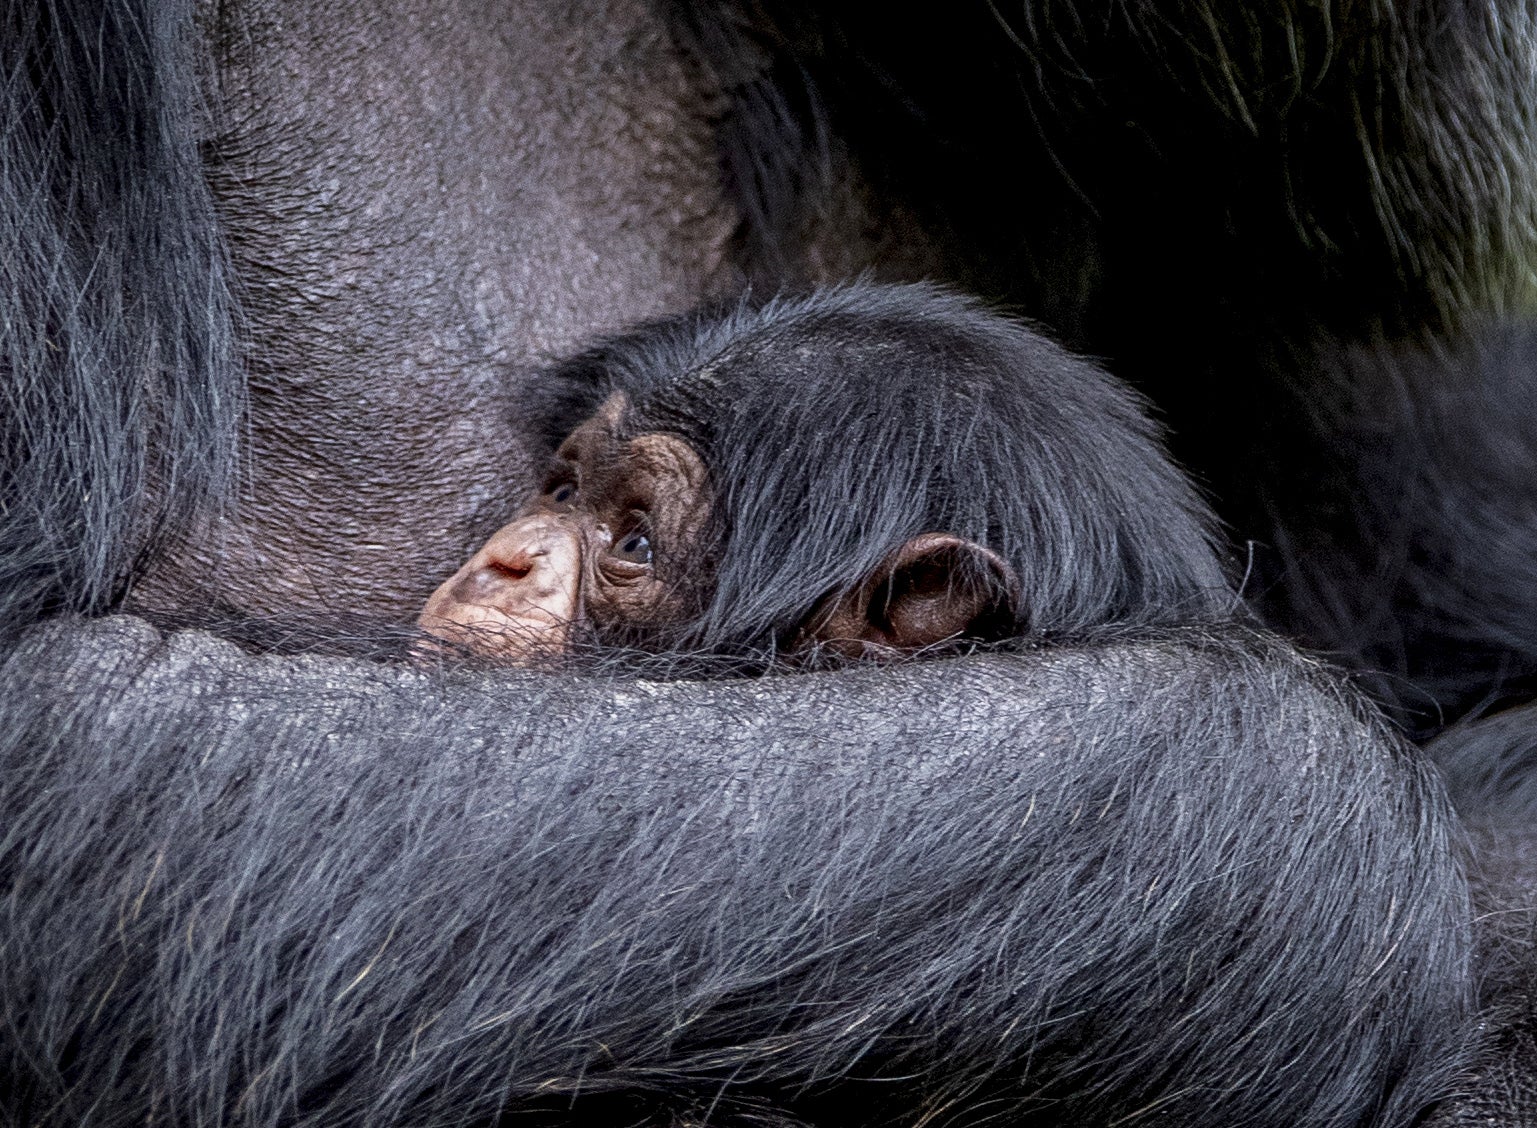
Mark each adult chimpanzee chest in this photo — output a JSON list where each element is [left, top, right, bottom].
[[132, 0, 739, 622]]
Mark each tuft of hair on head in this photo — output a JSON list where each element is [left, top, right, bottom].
[[548, 282, 1235, 663]]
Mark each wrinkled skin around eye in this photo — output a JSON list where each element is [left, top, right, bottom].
[[418, 402, 710, 663], [611, 523, 653, 566]]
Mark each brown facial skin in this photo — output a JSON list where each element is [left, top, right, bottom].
[[422, 389, 1020, 665], [419, 394, 712, 662]]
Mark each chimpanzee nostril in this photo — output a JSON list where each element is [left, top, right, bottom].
[[487, 559, 534, 581], [450, 561, 532, 604]]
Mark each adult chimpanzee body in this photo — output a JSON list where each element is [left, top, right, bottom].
[[3, 0, 1537, 1125], [0, 617, 1470, 1127]]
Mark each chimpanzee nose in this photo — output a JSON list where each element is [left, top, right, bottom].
[[449, 522, 560, 605], [486, 555, 535, 581], [451, 559, 535, 604], [417, 514, 584, 662]]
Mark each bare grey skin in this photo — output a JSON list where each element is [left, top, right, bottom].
[[130, 0, 738, 621]]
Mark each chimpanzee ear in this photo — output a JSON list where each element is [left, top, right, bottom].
[[805, 533, 1020, 656]]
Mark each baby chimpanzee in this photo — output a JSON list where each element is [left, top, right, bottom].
[[420, 283, 1231, 665]]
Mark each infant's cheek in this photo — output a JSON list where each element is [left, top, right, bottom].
[[586, 574, 693, 634]]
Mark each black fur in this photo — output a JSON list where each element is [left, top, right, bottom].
[[1422, 708, 1537, 1125], [0, 0, 242, 634], [0, 0, 1528, 1124], [1244, 323, 1537, 734], [0, 617, 1470, 1127], [667, 0, 1537, 727], [545, 283, 1232, 655]]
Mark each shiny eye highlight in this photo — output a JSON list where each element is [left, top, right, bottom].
[[613, 523, 653, 566]]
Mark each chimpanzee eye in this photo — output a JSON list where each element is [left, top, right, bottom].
[[547, 481, 577, 507], [613, 524, 653, 566]]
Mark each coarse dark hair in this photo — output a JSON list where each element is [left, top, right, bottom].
[[0, 615, 1475, 1128], [0, 0, 243, 637], [544, 282, 1234, 657]]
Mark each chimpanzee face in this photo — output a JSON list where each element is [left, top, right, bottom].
[[418, 384, 1015, 667], [418, 394, 715, 661]]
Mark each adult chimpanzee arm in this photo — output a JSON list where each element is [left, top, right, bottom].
[[0, 618, 1469, 1128], [1420, 706, 1537, 1126]]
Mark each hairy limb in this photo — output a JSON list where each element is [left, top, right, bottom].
[[1, 618, 1468, 1127]]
